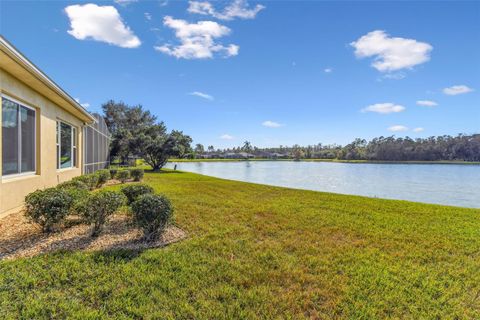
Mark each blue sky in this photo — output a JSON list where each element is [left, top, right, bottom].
[[1, 0, 479, 148]]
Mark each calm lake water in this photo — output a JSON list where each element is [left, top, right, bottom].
[[166, 161, 480, 208]]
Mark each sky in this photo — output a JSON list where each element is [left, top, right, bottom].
[[1, 0, 479, 148]]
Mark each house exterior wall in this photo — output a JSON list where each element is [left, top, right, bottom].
[[0, 68, 85, 217]]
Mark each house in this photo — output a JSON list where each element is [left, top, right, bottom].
[[224, 152, 255, 159], [0, 36, 97, 217], [197, 153, 221, 159]]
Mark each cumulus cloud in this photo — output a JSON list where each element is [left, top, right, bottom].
[[388, 125, 409, 132], [362, 103, 405, 114], [220, 134, 234, 140], [413, 127, 424, 132], [154, 16, 239, 59], [188, 0, 265, 21], [350, 30, 432, 72], [144, 12, 152, 21], [189, 91, 214, 100], [262, 120, 283, 128], [442, 85, 474, 95], [416, 100, 438, 107], [65, 4, 141, 48]]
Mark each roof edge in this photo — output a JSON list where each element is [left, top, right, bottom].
[[0, 35, 95, 123]]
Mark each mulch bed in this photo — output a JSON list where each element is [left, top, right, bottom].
[[0, 210, 187, 261]]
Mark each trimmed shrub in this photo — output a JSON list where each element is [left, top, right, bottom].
[[24, 188, 73, 233], [131, 194, 173, 241], [96, 169, 111, 188], [130, 168, 144, 182], [56, 181, 89, 209], [121, 183, 154, 204], [73, 174, 99, 191], [57, 180, 89, 191], [75, 190, 126, 237], [109, 169, 118, 179], [116, 170, 130, 183]]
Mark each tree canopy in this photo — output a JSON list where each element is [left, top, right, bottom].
[[102, 100, 192, 168]]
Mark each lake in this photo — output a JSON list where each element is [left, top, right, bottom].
[[166, 161, 480, 208]]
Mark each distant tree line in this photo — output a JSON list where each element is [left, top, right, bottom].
[[197, 135, 480, 162], [101, 100, 478, 164]]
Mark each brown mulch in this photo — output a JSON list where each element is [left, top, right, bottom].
[[0, 210, 187, 261]]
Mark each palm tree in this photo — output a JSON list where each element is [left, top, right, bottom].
[[242, 141, 252, 153]]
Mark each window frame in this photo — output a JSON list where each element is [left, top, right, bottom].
[[1, 94, 37, 178], [56, 120, 78, 170]]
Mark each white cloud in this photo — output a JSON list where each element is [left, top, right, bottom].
[[388, 125, 409, 132], [413, 127, 424, 132], [350, 30, 432, 72], [154, 16, 239, 59], [188, 0, 265, 21], [189, 91, 214, 100], [324, 68, 333, 73], [220, 134, 234, 140], [262, 120, 283, 128], [114, 0, 137, 6], [74, 98, 90, 108], [144, 12, 152, 21], [65, 4, 141, 48], [442, 85, 474, 95], [416, 100, 438, 107], [362, 103, 405, 114]]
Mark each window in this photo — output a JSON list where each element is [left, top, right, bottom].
[[56, 121, 77, 169], [2, 96, 36, 177]]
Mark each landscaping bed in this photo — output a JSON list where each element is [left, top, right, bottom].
[[0, 210, 186, 260], [1, 168, 185, 261]]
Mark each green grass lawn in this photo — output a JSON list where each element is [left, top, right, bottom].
[[1, 170, 480, 319]]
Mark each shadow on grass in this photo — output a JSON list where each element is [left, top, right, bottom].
[[145, 169, 185, 174], [90, 248, 143, 262]]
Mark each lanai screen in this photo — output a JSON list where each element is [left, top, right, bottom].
[[83, 113, 111, 174]]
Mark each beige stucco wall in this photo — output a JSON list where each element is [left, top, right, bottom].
[[0, 68, 85, 217]]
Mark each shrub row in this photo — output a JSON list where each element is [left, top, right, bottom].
[[23, 168, 174, 241], [108, 168, 144, 183]]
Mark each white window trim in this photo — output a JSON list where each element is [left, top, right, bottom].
[[1, 94, 37, 178], [56, 120, 78, 171]]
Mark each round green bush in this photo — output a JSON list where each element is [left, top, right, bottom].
[[109, 169, 118, 179], [73, 174, 99, 191], [130, 168, 144, 182], [116, 170, 130, 183], [57, 180, 89, 191], [75, 190, 126, 237], [24, 188, 73, 233], [121, 183, 154, 204], [131, 194, 173, 241], [96, 169, 111, 187]]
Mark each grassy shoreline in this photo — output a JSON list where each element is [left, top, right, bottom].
[[169, 158, 480, 165], [1, 170, 479, 318]]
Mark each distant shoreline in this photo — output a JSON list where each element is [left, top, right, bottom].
[[169, 158, 480, 165]]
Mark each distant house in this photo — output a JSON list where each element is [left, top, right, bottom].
[[255, 151, 289, 159], [271, 152, 289, 159], [197, 153, 221, 159], [224, 152, 255, 159], [0, 36, 108, 217]]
